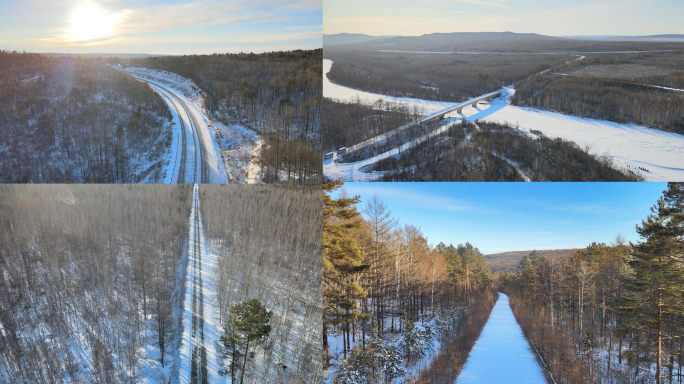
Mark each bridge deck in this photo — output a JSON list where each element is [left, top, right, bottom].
[[342, 89, 503, 155]]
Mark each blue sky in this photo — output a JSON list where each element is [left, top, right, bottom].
[[0, 0, 321, 54], [339, 182, 668, 254], [324, 0, 684, 37]]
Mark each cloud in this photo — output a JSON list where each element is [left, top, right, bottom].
[[5, 0, 320, 50], [117, 1, 282, 34]]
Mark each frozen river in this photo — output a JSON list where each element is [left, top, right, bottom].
[[457, 293, 547, 384], [323, 59, 684, 182]]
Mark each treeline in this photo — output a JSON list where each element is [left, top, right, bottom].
[[513, 73, 684, 134], [374, 121, 638, 181], [127, 50, 323, 184], [0, 185, 191, 383], [323, 184, 493, 382], [0, 51, 171, 183], [325, 49, 571, 102], [323, 98, 416, 151], [200, 185, 322, 383], [560, 51, 684, 89], [500, 183, 684, 384]]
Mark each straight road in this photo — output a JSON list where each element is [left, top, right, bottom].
[[189, 185, 208, 383]]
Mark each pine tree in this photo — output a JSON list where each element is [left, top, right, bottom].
[[323, 182, 370, 360], [618, 183, 684, 384], [228, 298, 273, 384]]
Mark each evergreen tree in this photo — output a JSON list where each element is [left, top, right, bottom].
[[323, 182, 370, 360], [618, 183, 684, 384], [228, 298, 273, 384]]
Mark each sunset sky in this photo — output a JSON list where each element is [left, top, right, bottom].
[[0, 0, 322, 54], [324, 0, 683, 37]]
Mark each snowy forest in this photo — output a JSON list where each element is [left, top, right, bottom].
[[500, 183, 684, 384], [512, 52, 684, 134], [126, 50, 323, 184], [0, 184, 322, 383], [0, 51, 172, 183], [323, 182, 497, 382], [323, 182, 684, 383]]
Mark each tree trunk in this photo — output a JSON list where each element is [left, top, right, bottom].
[[240, 338, 250, 384]]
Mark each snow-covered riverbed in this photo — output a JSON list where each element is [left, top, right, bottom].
[[457, 293, 546, 384]]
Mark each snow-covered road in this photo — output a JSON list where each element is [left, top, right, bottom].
[[324, 60, 684, 181], [180, 185, 223, 384], [119, 67, 228, 184], [457, 293, 546, 384]]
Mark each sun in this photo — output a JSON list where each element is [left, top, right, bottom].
[[67, 3, 122, 42]]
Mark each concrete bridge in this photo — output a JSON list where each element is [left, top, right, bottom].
[[338, 88, 504, 156]]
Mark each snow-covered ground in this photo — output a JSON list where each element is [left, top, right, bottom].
[[324, 60, 684, 181], [118, 66, 259, 183], [457, 293, 546, 384], [482, 87, 684, 181], [179, 185, 224, 383]]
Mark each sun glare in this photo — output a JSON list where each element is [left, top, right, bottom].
[[67, 3, 122, 42]]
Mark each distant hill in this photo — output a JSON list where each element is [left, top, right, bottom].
[[485, 249, 577, 273], [325, 31, 684, 53], [324, 33, 398, 46], [40, 53, 167, 58], [562, 34, 684, 42]]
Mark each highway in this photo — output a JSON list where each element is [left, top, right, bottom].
[[148, 82, 212, 183]]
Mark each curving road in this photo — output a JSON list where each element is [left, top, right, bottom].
[[148, 83, 211, 184]]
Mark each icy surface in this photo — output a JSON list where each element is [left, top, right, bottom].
[[457, 293, 546, 384], [324, 59, 453, 115], [324, 58, 684, 181]]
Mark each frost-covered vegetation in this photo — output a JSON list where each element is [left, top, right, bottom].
[[323, 184, 496, 382], [500, 183, 684, 384], [0, 184, 323, 383], [374, 121, 640, 182], [126, 50, 323, 184], [0, 51, 172, 183], [513, 52, 684, 134], [323, 98, 415, 152], [0, 185, 191, 382], [201, 185, 323, 383]]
